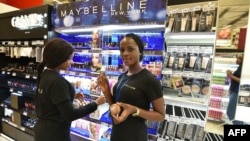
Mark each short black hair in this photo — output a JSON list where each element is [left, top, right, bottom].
[[43, 38, 74, 68], [36, 38, 74, 86], [122, 33, 144, 61]]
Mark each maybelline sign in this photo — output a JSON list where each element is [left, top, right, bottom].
[[52, 0, 167, 27]]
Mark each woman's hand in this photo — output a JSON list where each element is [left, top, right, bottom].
[[95, 95, 106, 105], [97, 72, 110, 92], [97, 72, 114, 105], [226, 70, 232, 78], [111, 102, 137, 124]]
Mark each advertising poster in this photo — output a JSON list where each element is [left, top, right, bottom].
[[52, 0, 167, 27]]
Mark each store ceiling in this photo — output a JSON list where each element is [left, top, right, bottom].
[[218, 0, 249, 29], [44, 0, 249, 29]]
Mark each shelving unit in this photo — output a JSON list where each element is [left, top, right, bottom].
[[163, 31, 216, 106], [56, 26, 165, 141], [162, 28, 217, 141], [207, 53, 238, 121], [0, 5, 51, 141], [161, 2, 220, 140]]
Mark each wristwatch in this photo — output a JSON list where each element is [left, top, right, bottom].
[[132, 107, 140, 117]]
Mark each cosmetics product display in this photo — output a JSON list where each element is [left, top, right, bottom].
[[176, 122, 187, 139], [194, 125, 205, 141], [166, 121, 177, 138], [167, 4, 217, 33], [184, 124, 197, 140]]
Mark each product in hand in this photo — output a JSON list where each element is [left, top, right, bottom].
[[110, 104, 121, 115]]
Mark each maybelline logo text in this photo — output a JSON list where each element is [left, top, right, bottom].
[[11, 13, 45, 30], [124, 84, 135, 90], [59, 0, 147, 17]]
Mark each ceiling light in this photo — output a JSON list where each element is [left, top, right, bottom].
[[57, 24, 165, 33], [53, 0, 62, 4]]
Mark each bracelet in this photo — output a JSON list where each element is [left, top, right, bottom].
[[132, 107, 140, 117]]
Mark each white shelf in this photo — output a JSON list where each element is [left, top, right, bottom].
[[164, 95, 208, 111], [165, 32, 216, 45], [235, 106, 250, 123]]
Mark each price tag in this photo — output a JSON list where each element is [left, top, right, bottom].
[[25, 75, 30, 79], [7, 72, 11, 75], [79, 73, 86, 76], [33, 76, 37, 79], [1, 71, 5, 74], [162, 69, 172, 74], [23, 111, 28, 116], [9, 122, 17, 127], [12, 73, 16, 76], [20, 127, 25, 131], [101, 122, 108, 126], [9, 88, 13, 92], [69, 71, 76, 76]]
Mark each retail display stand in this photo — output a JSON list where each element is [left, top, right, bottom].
[[51, 0, 167, 141], [0, 5, 52, 141], [1, 0, 245, 141]]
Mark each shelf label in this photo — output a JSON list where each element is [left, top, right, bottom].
[[17, 91, 23, 95], [9, 122, 17, 128], [23, 111, 28, 116], [9, 88, 13, 92], [33, 76, 37, 79], [20, 127, 25, 131], [79, 73, 86, 76], [69, 71, 76, 76], [12, 73, 16, 76], [25, 75, 30, 79], [2, 71, 5, 74]]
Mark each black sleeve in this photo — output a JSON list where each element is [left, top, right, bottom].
[[56, 99, 98, 121]]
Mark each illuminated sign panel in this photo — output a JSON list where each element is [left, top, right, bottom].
[[51, 0, 167, 27], [0, 5, 50, 40], [11, 13, 47, 30]]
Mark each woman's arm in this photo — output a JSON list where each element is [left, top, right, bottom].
[[227, 70, 240, 83], [113, 97, 165, 124], [136, 97, 165, 122], [97, 72, 114, 105]]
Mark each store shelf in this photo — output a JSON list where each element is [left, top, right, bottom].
[[165, 32, 216, 45], [163, 95, 208, 112], [235, 106, 250, 123]]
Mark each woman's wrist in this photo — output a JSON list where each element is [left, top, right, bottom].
[[132, 107, 140, 117]]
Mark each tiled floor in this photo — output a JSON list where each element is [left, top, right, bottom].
[[0, 133, 14, 141], [205, 120, 225, 135]]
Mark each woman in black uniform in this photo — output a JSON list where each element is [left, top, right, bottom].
[[34, 38, 105, 141], [98, 33, 165, 141], [226, 54, 244, 125]]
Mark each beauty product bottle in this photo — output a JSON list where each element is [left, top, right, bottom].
[[167, 15, 175, 33], [181, 13, 187, 32], [205, 58, 212, 73], [189, 55, 197, 69], [194, 56, 201, 71], [205, 10, 213, 31], [185, 13, 192, 32], [198, 11, 206, 32], [174, 14, 181, 32], [191, 12, 198, 32], [201, 56, 209, 70], [178, 56, 185, 69], [168, 55, 175, 68]]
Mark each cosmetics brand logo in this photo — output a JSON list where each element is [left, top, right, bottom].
[[59, 0, 147, 18], [11, 13, 46, 30]]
